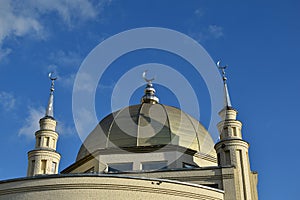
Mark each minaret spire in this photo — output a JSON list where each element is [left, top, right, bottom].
[[45, 72, 57, 118], [141, 70, 159, 104], [217, 60, 232, 109]]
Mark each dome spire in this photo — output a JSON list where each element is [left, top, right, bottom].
[[141, 70, 159, 104], [217, 60, 232, 109], [45, 72, 57, 118]]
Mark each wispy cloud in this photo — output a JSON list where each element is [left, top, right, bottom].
[[208, 25, 224, 39], [49, 50, 83, 68], [47, 64, 59, 75], [189, 25, 224, 43], [0, 48, 12, 61], [194, 8, 205, 17], [56, 120, 77, 137], [18, 106, 77, 139], [73, 72, 96, 93], [98, 82, 115, 91], [74, 107, 96, 139], [0, 0, 109, 61], [18, 107, 44, 139], [28, 0, 99, 26], [58, 73, 76, 89], [0, 91, 16, 111]]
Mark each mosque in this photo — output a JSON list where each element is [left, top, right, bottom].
[[0, 66, 258, 199]]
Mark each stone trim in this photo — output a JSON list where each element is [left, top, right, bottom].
[[0, 175, 224, 200]]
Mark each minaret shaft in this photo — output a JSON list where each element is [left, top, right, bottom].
[[215, 61, 257, 200], [27, 117, 60, 176], [215, 108, 253, 200]]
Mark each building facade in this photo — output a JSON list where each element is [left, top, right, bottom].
[[0, 69, 258, 200]]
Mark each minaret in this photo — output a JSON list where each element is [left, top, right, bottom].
[[214, 61, 256, 200], [141, 70, 159, 104], [27, 73, 61, 176]]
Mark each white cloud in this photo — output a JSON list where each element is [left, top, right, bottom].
[[18, 107, 44, 139], [0, 0, 43, 60], [208, 25, 224, 39], [28, 0, 99, 26], [0, 0, 106, 60], [0, 91, 16, 111], [18, 106, 77, 139], [0, 0, 43, 40]]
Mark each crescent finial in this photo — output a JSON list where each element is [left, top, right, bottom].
[[216, 60, 221, 68], [216, 60, 228, 82], [217, 60, 227, 70], [142, 70, 155, 83], [48, 72, 57, 81]]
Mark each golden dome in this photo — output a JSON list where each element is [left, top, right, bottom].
[[76, 103, 216, 161]]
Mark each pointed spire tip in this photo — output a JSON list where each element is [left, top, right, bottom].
[[45, 72, 57, 118], [216, 60, 232, 109]]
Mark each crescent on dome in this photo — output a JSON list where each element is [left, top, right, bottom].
[[142, 70, 155, 83]]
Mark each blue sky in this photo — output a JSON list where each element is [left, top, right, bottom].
[[0, 0, 299, 199]]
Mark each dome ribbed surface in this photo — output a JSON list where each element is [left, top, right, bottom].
[[76, 103, 216, 161]]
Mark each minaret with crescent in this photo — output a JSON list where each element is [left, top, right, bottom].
[[27, 73, 61, 176], [214, 61, 257, 200]]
